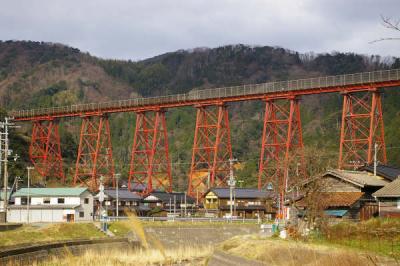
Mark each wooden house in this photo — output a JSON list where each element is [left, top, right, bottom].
[[294, 169, 389, 221], [203, 188, 275, 219]]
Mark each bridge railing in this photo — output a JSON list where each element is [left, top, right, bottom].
[[11, 68, 400, 119]]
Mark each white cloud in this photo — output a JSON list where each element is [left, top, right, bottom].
[[0, 0, 399, 60]]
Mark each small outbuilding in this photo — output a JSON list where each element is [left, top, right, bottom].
[[7, 187, 94, 223], [373, 178, 400, 218]]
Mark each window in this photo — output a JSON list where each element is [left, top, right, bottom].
[[397, 199, 400, 209], [84, 198, 89, 204], [21, 197, 27, 205], [43, 198, 50, 204], [57, 198, 65, 204], [79, 211, 84, 218]]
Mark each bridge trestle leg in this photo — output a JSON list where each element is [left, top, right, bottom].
[[338, 89, 386, 169], [29, 119, 65, 183], [188, 104, 233, 199], [128, 110, 172, 195], [258, 97, 305, 219], [74, 115, 115, 191]]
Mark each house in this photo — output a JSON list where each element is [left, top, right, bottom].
[[143, 192, 196, 216], [359, 164, 400, 181], [373, 178, 400, 218], [203, 188, 275, 219], [294, 169, 389, 221], [7, 187, 94, 223], [94, 188, 146, 217]]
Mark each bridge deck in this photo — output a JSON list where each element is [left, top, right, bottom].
[[11, 68, 400, 121]]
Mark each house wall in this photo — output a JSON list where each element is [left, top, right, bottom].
[[75, 191, 94, 221], [378, 198, 400, 217]]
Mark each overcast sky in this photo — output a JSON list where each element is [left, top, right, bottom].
[[1, 0, 399, 60]]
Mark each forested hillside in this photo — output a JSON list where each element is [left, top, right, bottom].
[[1, 41, 399, 189]]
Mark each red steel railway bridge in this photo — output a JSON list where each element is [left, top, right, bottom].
[[10, 68, 400, 203]]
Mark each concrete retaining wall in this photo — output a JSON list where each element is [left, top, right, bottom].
[[145, 224, 259, 247]]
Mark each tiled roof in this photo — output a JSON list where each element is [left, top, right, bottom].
[[296, 192, 364, 208], [100, 189, 141, 200], [327, 169, 388, 187], [360, 164, 400, 181], [12, 188, 88, 197], [372, 178, 400, 198], [145, 192, 196, 204], [209, 188, 273, 199]]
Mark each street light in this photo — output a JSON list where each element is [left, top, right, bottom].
[[26, 166, 34, 224]]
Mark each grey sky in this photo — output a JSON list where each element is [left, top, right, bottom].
[[1, 0, 399, 60]]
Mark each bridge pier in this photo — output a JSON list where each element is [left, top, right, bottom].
[[188, 104, 233, 199], [74, 114, 115, 191], [258, 97, 305, 218], [128, 109, 172, 194], [338, 89, 387, 169], [29, 119, 65, 183]]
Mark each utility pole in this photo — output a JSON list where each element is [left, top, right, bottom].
[[1, 117, 19, 222], [374, 143, 378, 177], [115, 173, 120, 218], [26, 166, 34, 224], [228, 158, 237, 219]]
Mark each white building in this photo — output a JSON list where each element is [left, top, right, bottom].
[[7, 187, 94, 223]]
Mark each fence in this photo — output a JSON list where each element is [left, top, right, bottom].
[[11, 68, 400, 119]]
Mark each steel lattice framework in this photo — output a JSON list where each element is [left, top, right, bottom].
[[339, 89, 387, 169], [29, 119, 65, 183], [8, 69, 400, 195], [258, 97, 305, 217], [188, 104, 233, 198], [128, 110, 172, 195], [74, 115, 115, 191]]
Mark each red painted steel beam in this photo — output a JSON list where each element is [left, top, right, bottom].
[[29, 119, 65, 183], [258, 97, 305, 219], [74, 114, 115, 191], [188, 104, 233, 200], [128, 110, 172, 195], [12, 69, 400, 121], [338, 89, 386, 169]]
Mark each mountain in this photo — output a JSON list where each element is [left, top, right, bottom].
[[1, 41, 400, 189]]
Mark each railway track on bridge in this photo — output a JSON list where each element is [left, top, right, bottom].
[[6, 68, 400, 208]]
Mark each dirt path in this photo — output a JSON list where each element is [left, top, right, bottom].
[[208, 250, 264, 266]]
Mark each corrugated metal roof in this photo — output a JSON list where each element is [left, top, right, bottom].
[[327, 169, 388, 187], [360, 164, 400, 181], [12, 188, 88, 197], [210, 188, 272, 199], [373, 178, 400, 198], [324, 209, 348, 217]]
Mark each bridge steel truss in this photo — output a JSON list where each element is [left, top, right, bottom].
[[338, 88, 387, 169], [73, 114, 115, 191], [258, 96, 305, 218], [29, 118, 65, 183], [187, 104, 233, 198], [128, 109, 172, 195], [10, 69, 400, 194]]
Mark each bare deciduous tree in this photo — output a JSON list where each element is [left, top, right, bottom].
[[370, 15, 400, 43]]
